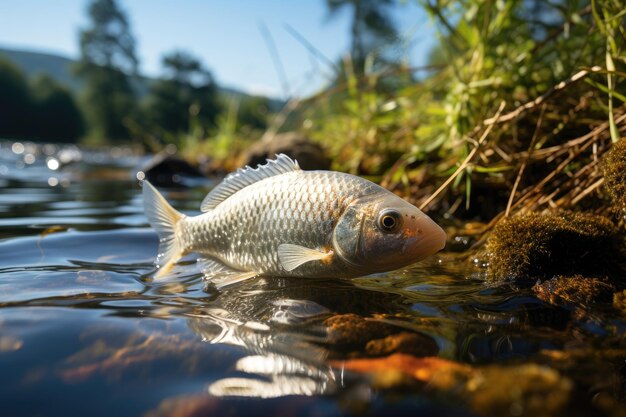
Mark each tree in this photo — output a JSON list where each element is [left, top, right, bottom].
[[0, 58, 85, 142], [0, 58, 33, 139], [326, 0, 398, 70], [30, 75, 85, 142], [76, 0, 139, 143], [144, 50, 221, 136], [236, 96, 269, 131]]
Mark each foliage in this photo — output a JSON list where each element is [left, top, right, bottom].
[[303, 0, 626, 220], [177, 98, 262, 169], [144, 51, 221, 141], [30, 75, 86, 142], [76, 0, 139, 143], [326, 0, 399, 71], [0, 58, 84, 142], [0, 57, 32, 139], [235, 95, 271, 132]]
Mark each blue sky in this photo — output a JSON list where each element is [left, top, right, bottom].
[[0, 1, 437, 98]]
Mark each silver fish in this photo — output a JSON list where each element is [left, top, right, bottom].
[[143, 154, 446, 286]]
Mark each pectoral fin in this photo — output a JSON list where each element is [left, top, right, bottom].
[[277, 244, 333, 272], [198, 257, 258, 289]]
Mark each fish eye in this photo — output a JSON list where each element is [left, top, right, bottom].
[[377, 210, 402, 233]]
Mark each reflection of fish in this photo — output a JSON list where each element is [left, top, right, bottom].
[[188, 302, 337, 399], [143, 154, 446, 286]]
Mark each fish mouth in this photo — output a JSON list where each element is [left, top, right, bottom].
[[404, 217, 447, 260]]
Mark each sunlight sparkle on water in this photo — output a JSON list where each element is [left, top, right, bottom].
[[46, 158, 60, 170], [11, 142, 25, 154]]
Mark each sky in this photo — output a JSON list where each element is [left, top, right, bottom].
[[0, 0, 437, 98]]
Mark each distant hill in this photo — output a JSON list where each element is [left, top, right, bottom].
[[0, 47, 284, 110], [0, 48, 82, 91]]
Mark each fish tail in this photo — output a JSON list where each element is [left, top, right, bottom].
[[142, 180, 184, 278]]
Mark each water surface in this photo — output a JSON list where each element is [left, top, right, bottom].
[[0, 140, 623, 417]]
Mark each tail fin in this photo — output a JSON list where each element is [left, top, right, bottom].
[[142, 181, 184, 278]]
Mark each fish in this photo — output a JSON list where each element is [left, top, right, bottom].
[[142, 154, 446, 287]]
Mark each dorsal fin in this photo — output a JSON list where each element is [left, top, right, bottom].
[[201, 154, 301, 211]]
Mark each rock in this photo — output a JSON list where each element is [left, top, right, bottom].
[[466, 364, 572, 417], [139, 153, 206, 187], [330, 353, 472, 389], [602, 138, 626, 213], [144, 394, 219, 417], [369, 369, 417, 390], [485, 211, 622, 282], [536, 348, 626, 416], [240, 132, 331, 170], [613, 290, 626, 313], [333, 354, 573, 417], [532, 275, 614, 308], [365, 331, 438, 357], [323, 314, 397, 347]]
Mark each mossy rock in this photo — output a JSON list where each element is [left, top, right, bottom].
[[532, 275, 614, 308], [365, 331, 438, 357], [486, 211, 621, 282], [323, 314, 397, 347], [602, 138, 626, 213]]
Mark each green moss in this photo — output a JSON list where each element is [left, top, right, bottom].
[[602, 138, 626, 213], [486, 211, 621, 282]]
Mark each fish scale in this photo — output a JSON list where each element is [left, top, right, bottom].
[[182, 171, 372, 277], [142, 154, 446, 287]]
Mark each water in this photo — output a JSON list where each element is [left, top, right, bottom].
[[0, 140, 624, 417]]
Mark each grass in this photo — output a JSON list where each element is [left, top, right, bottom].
[[174, 0, 625, 229]]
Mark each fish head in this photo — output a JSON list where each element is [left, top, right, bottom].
[[333, 193, 446, 272]]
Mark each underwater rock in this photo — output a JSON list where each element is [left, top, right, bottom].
[[486, 211, 621, 282], [591, 392, 626, 417], [140, 153, 205, 187], [365, 331, 439, 357], [323, 314, 397, 347], [241, 132, 331, 171], [145, 394, 219, 417], [331, 353, 471, 389], [613, 290, 626, 314], [602, 138, 626, 213], [335, 354, 572, 417], [58, 331, 206, 382], [532, 275, 614, 308], [537, 348, 626, 415], [466, 364, 572, 417]]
